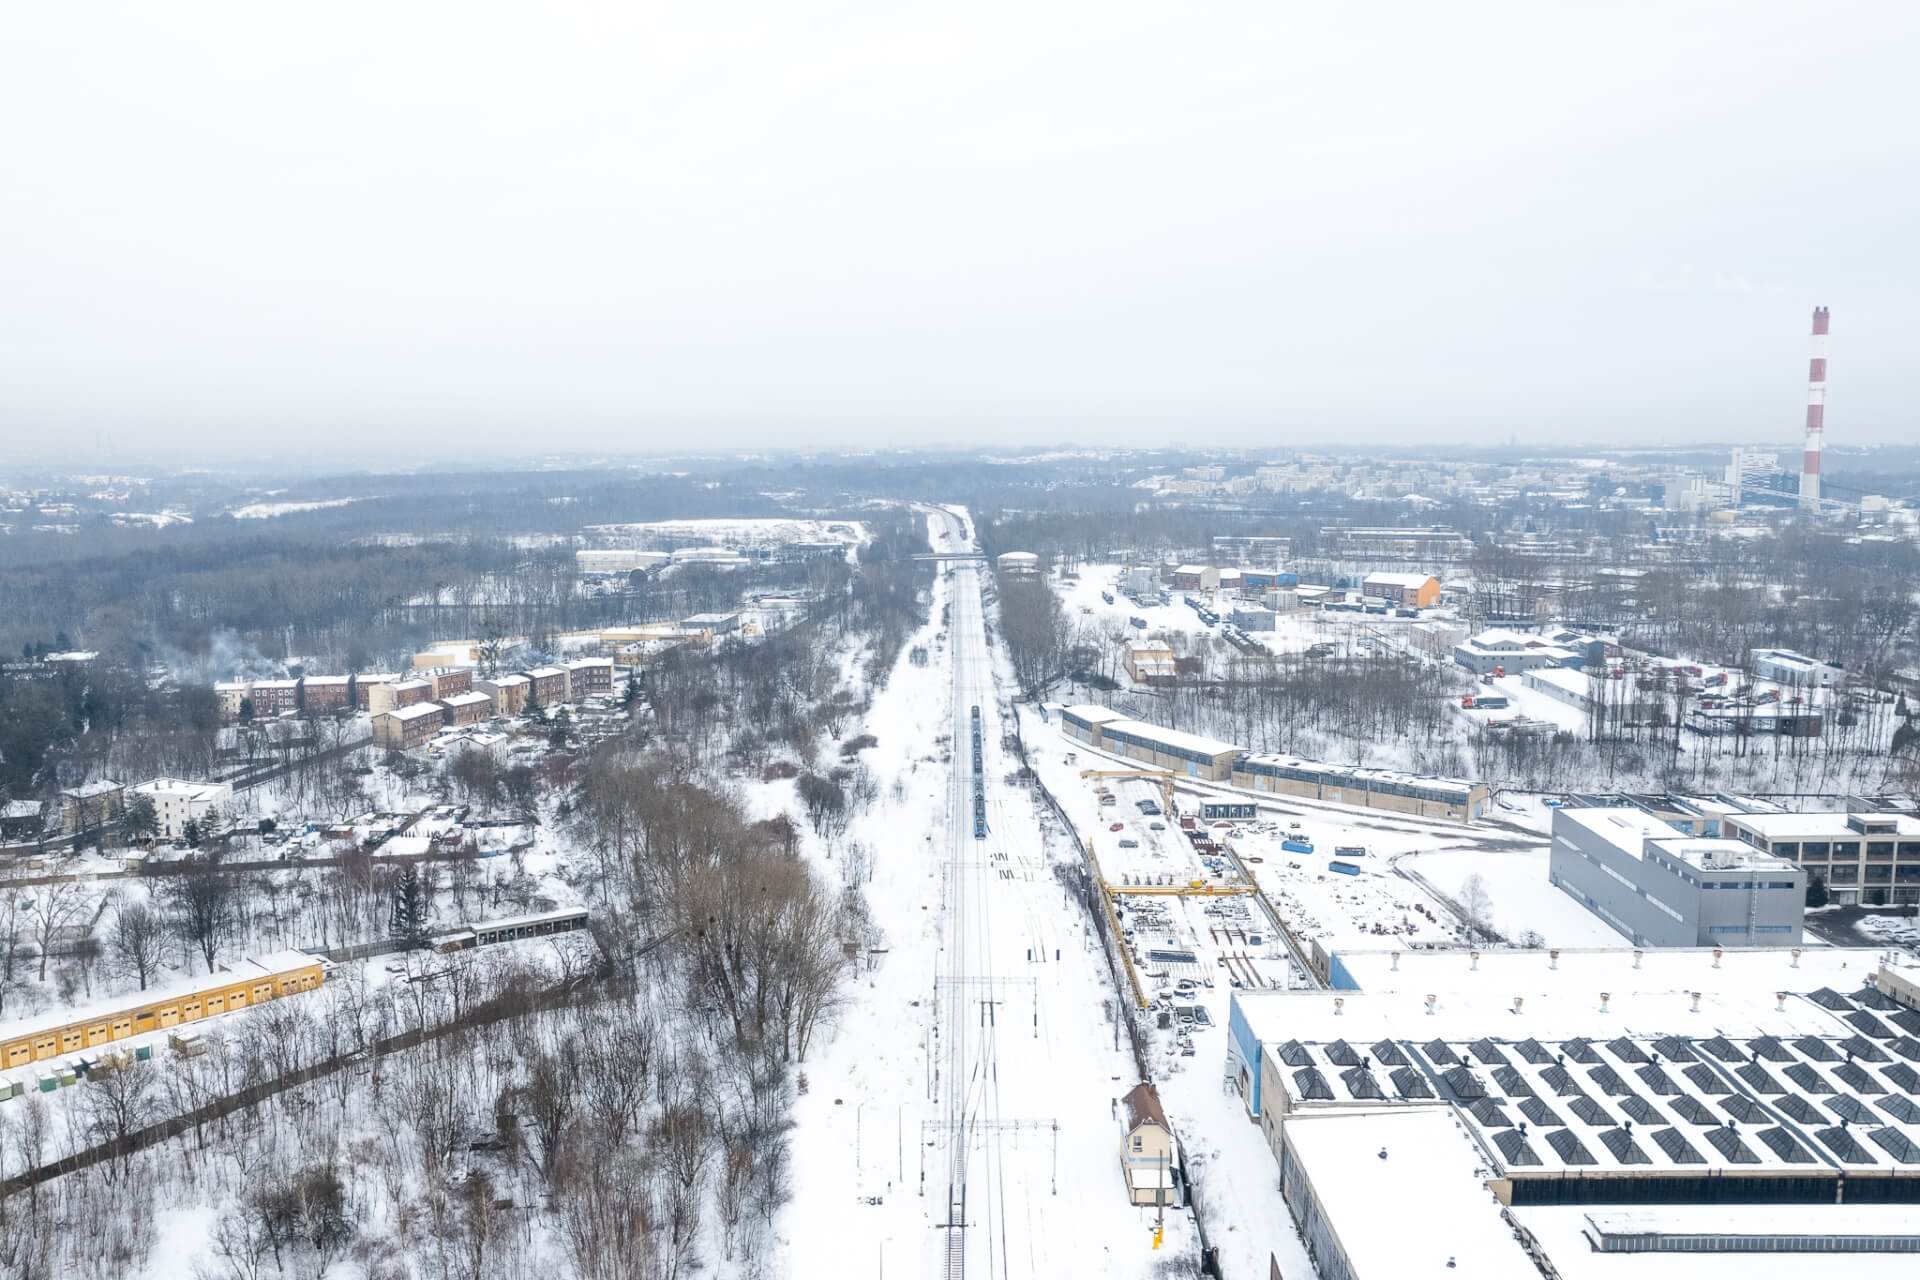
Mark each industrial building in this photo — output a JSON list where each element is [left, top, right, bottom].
[[0, 950, 327, 1068], [126, 778, 234, 841], [681, 612, 742, 637], [1122, 642, 1177, 685], [1359, 572, 1440, 609], [1687, 704, 1824, 738], [575, 548, 670, 574], [995, 550, 1041, 577], [1098, 720, 1241, 781], [1549, 807, 1805, 946], [1319, 525, 1471, 562], [1526, 666, 1662, 721], [1059, 704, 1128, 749], [1170, 565, 1218, 591], [1230, 949, 1920, 1278], [1723, 811, 1920, 907], [1752, 648, 1844, 688], [1233, 756, 1487, 823], [1453, 629, 1582, 675], [373, 701, 446, 750], [1210, 535, 1290, 566]]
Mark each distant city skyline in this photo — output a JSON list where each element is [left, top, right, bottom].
[[4, 3, 1917, 454]]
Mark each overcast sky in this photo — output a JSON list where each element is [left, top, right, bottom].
[[3, 2, 1916, 458]]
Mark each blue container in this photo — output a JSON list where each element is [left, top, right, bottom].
[[1281, 839, 1314, 854], [1327, 860, 1361, 876]]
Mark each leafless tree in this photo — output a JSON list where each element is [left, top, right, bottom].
[[166, 854, 240, 974], [112, 898, 167, 990], [28, 880, 87, 982]]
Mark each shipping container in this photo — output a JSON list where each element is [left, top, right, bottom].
[[1281, 838, 1314, 854], [1327, 860, 1361, 876]]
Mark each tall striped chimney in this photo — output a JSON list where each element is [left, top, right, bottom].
[[1800, 306, 1829, 507]]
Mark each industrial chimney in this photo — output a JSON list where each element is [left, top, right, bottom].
[[1800, 306, 1829, 507]]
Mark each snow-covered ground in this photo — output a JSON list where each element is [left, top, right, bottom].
[[229, 496, 361, 518], [779, 511, 1199, 1278]]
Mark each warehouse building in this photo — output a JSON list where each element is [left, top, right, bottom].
[[1058, 705, 1128, 751], [1360, 572, 1440, 609], [126, 778, 234, 841], [680, 612, 742, 637], [576, 548, 670, 574], [373, 701, 446, 750], [1453, 628, 1581, 675], [1752, 648, 1844, 688], [1526, 666, 1662, 721], [1098, 720, 1241, 781], [0, 950, 327, 1068], [1170, 565, 1218, 591], [1549, 807, 1805, 946], [1723, 810, 1920, 907], [1123, 642, 1177, 685], [1232, 756, 1486, 823]]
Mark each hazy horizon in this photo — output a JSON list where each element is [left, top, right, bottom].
[[5, 2, 1917, 455]]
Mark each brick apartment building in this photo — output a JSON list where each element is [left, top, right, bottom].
[[439, 690, 495, 727], [478, 674, 530, 716], [522, 667, 568, 707], [424, 667, 473, 700], [563, 658, 615, 699], [373, 702, 444, 750], [300, 674, 352, 714], [353, 674, 399, 711]]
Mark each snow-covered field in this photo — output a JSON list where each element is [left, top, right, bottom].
[[229, 496, 361, 518]]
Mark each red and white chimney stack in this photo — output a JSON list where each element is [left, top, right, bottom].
[[1800, 306, 1829, 507]]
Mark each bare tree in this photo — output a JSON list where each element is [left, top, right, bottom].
[[112, 899, 167, 990], [165, 854, 237, 974], [28, 881, 87, 982], [80, 1061, 157, 1182], [1458, 873, 1497, 942]]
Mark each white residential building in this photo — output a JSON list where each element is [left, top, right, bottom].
[[127, 778, 235, 841]]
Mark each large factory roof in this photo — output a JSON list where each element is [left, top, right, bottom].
[[1327, 944, 1914, 1001], [1283, 1107, 1540, 1279]]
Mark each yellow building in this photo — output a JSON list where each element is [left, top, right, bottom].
[[0, 950, 327, 1068]]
